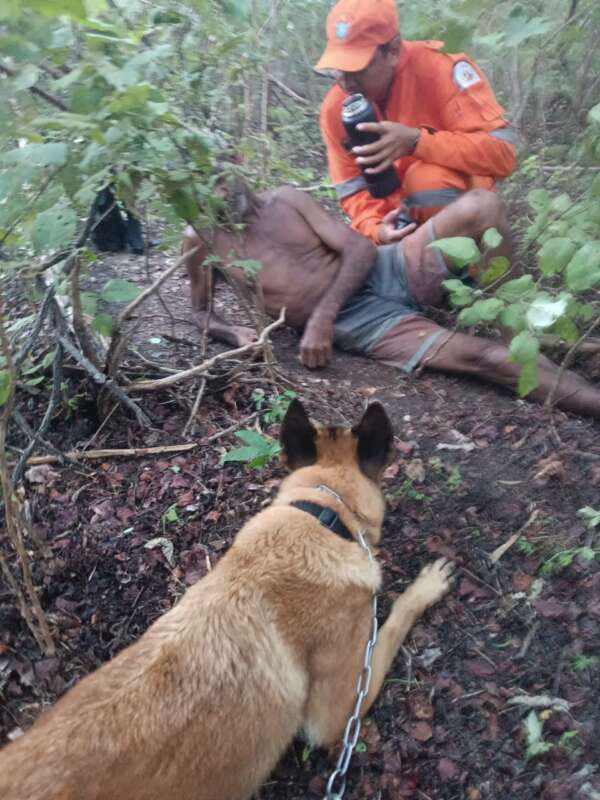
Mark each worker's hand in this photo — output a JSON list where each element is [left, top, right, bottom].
[[299, 316, 334, 369], [378, 207, 417, 244], [353, 122, 420, 173]]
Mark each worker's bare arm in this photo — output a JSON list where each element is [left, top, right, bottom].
[[276, 187, 376, 368]]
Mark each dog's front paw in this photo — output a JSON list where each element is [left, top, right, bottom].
[[413, 557, 456, 607]]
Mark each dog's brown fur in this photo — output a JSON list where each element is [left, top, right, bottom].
[[0, 400, 454, 800]]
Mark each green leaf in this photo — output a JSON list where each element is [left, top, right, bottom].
[[517, 361, 539, 397], [458, 298, 504, 326], [499, 303, 526, 333], [229, 259, 262, 275], [538, 238, 577, 276], [80, 292, 98, 316], [528, 189, 549, 212], [0, 142, 67, 167], [91, 313, 113, 336], [428, 237, 480, 269], [482, 227, 503, 250], [551, 193, 572, 214], [551, 317, 578, 342], [565, 244, 600, 292], [496, 275, 535, 303], [100, 279, 141, 304], [526, 295, 569, 331], [588, 103, 600, 126], [14, 64, 39, 90], [27, 0, 87, 20], [31, 202, 77, 254], [509, 331, 540, 365], [0, 369, 11, 406], [481, 256, 509, 285], [222, 446, 263, 463], [578, 506, 600, 529], [505, 13, 553, 47], [234, 429, 275, 451], [442, 279, 474, 307]]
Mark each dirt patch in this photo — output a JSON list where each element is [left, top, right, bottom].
[[1, 248, 600, 799]]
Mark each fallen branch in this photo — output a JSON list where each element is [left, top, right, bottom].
[[117, 245, 200, 327], [0, 296, 55, 655], [488, 508, 541, 565], [12, 341, 64, 485], [507, 694, 570, 714], [59, 334, 151, 426], [18, 442, 199, 466], [130, 308, 286, 392]]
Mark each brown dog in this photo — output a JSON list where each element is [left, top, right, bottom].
[[0, 400, 455, 800]]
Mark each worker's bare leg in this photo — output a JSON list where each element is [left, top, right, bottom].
[[181, 227, 257, 347]]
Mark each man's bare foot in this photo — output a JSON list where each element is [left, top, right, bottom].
[[229, 325, 258, 347], [192, 311, 257, 348]]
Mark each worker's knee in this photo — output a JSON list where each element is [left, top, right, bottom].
[[458, 189, 504, 234]]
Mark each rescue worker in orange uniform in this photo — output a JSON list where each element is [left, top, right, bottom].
[[316, 0, 517, 244]]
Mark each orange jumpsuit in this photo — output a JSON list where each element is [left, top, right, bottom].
[[320, 40, 517, 243]]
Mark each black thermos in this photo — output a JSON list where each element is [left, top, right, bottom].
[[342, 93, 400, 199]]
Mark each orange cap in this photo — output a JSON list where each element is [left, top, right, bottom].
[[315, 0, 399, 73]]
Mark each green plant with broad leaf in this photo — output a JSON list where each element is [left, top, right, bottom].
[[429, 102, 600, 398], [222, 429, 281, 470], [524, 711, 553, 760]]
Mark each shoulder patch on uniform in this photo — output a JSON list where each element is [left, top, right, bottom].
[[453, 61, 481, 90]]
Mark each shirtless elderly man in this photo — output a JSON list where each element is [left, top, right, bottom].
[[182, 183, 600, 418]]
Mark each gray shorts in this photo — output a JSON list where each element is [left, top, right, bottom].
[[332, 239, 446, 372]]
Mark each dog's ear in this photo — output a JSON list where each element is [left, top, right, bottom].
[[352, 402, 394, 482], [280, 399, 317, 470]]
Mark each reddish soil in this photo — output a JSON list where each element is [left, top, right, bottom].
[[1, 250, 599, 800]]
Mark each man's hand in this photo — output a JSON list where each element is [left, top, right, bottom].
[[378, 207, 417, 245], [299, 316, 334, 369], [353, 121, 420, 173]]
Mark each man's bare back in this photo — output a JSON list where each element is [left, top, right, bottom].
[[206, 187, 348, 327]]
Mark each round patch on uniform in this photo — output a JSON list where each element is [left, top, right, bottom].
[[453, 61, 481, 90], [336, 20, 350, 40]]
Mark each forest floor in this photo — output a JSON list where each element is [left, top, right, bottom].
[[1, 242, 600, 800]]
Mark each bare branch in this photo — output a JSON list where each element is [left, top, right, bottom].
[[130, 308, 286, 392]]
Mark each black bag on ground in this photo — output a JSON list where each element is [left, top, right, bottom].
[[91, 186, 144, 254]]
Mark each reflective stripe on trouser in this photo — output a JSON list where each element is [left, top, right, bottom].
[[401, 161, 496, 224]]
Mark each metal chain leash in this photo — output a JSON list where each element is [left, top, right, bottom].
[[322, 528, 379, 800]]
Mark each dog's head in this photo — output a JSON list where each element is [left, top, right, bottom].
[[278, 399, 394, 541]]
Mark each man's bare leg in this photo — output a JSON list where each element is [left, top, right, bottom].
[[181, 228, 257, 347]]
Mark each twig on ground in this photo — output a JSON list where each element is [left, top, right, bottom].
[[117, 245, 200, 328], [183, 377, 207, 438], [516, 622, 540, 660], [201, 411, 260, 444], [15, 442, 199, 466], [59, 334, 151, 426], [488, 508, 540, 565], [12, 339, 64, 485], [0, 296, 55, 655], [131, 308, 286, 392]]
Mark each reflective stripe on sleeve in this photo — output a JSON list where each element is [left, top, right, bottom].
[[334, 174, 369, 199], [488, 128, 516, 144]]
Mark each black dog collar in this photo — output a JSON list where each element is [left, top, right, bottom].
[[290, 500, 355, 543]]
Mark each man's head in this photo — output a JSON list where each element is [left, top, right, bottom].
[[315, 0, 401, 103]]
